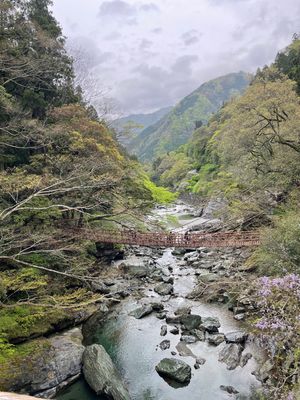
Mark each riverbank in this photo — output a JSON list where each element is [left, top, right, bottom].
[[1, 202, 266, 399]]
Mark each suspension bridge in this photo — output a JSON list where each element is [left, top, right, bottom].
[[68, 228, 261, 248]]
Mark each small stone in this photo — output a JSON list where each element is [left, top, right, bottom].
[[234, 313, 245, 321], [193, 330, 205, 341], [180, 335, 197, 344], [220, 385, 239, 395], [196, 357, 206, 365], [151, 302, 164, 311], [174, 306, 192, 316], [201, 317, 221, 333], [129, 305, 153, 319], [160, 325, 168, 336], [154, 283, 173, 296], [207, 333, 225, 346], [194, 363, 200, 369], [225, 331, 248, 344], [170, 326, 179, 335], [171, 351, 177, 356], [159, 340, 171, 350], [156, 312, 167, 320]]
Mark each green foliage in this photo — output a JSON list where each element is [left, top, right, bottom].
[[248, 207, 300, 275], [275, 36, 300, 94], [143, 175, 177, 204]]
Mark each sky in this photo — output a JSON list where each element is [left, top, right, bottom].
[[52, 0, 300, 116]]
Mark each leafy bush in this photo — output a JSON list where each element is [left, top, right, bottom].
[[252, 275, 300, 399], [248, 210, 300, 275]]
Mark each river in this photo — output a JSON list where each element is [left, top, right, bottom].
[[57, 203, 261, 400]]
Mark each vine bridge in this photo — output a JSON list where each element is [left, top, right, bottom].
[[69, 228, 260, 248]]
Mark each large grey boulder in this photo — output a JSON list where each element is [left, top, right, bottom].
[[207, 333, 225, 346], [225, 331, 248, 344], [218, 343, 243, 370], [129, 304, 153, 319], [120, 260, 149, 278], [201, 317, 221, 333], [83, 344, 130, 400], [155, 358, 191, 384], [154, 283, 173, 296], [181, 314, 202, 331], [7, 328, 85, 398]]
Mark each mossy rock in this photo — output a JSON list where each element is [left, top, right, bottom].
[[0, 338, 51, 391], [0, 304, 96, 343]]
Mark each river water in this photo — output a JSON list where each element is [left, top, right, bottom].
[[57, 203, 260, 400]]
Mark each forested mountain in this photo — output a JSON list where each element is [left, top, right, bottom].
[[113, 106, 172, 146], [128, 72, 251, 162]]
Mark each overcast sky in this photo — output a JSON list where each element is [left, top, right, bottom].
[[52, 0, 300, 116]]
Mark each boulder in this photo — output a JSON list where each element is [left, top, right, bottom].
[[253, 360, 274, 382], [201, 317, 221, 333], [240, 353, 252, 367], [218, 343, 243, 370], [1, 328, 85, 397], [155, 359, 191, 384], [196, 357, 206, 365], [180, 335, 197, 344], [193, 329, 205, 341], [170, 326, 179, 335], [154, 283, 173, 296], [174, 306, 192, 316], [225, 331, 248, 344], [206, 333, 225, 346], [120, 260, 149, 278], [181, 314, 202, 331], [151, 302, 164, 312], [160, 325, 168, 336], [129, 305, 153, 319], [198, 273, 219, 284], [82, 344, 130, 400], [159, 340, 171, 350], [220, 385, 239, 395]]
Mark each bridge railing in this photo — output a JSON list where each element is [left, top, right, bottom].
[[66, 228, 260, 248]]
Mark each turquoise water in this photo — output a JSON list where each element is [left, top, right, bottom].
[[58, 297, 260, 400], [57, 229, 261, 400], [56, 378, 107, 400]]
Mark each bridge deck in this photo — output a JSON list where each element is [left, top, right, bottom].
[[68, 228, 260, 248]]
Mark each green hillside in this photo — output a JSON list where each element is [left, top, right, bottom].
[[128, 72, 251, 162], [113, 106, 172, 146]]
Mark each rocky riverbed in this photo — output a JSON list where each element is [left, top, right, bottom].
[[2, 202, 267, 400], [55, 202, 265, 400]]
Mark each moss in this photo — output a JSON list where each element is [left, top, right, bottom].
[[0, 305, 67, 342], [0, 338, 50, 391]]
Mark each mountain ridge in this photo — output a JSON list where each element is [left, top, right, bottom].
[[125, 71, 252, 162]]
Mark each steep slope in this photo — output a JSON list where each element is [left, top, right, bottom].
[[113, 106, 172, 146], [128, 72, 251, 162]]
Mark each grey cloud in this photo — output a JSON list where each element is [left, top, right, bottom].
[[118, 57, 200, 112], [67, 36, 114, 68], [139, 38, 153, 50], [98, 0, 136, 17], [181, 30, 201, 46], [152, 27, 162, 34], [140, 3, 160, 12], [172, 55, 199, 74], [208, 0, 250, 4], [104, 31, 123, 41]]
